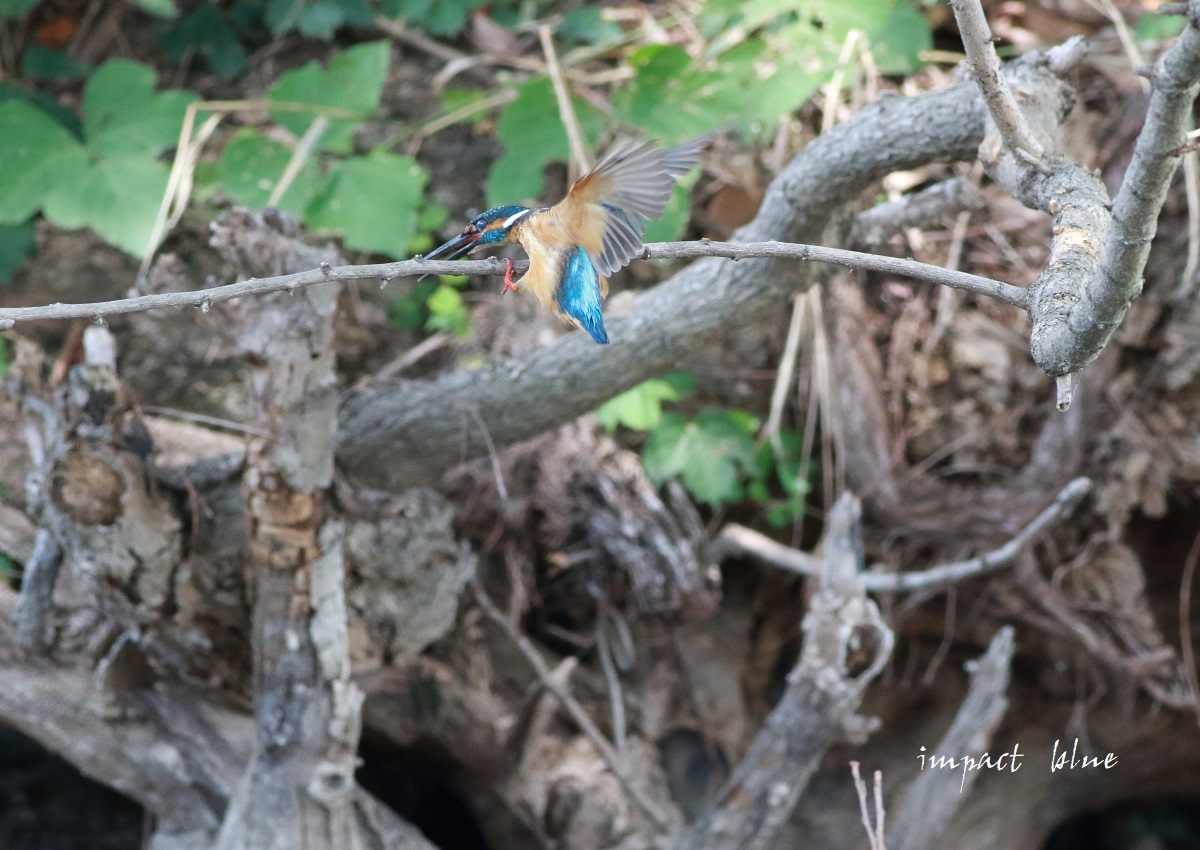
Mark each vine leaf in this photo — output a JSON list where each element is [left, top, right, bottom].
[[597, 379, 681, 432], [306, 148, 428, 255], [0, 60, 194, 257], [487, 78, 604, 207], [642, 410, 761, 507], [268, 40, 390, 153]]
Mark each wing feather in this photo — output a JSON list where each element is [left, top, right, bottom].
[[565, 137, 706, 276]]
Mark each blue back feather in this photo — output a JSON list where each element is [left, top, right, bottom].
[[557, 247, 609, 345]]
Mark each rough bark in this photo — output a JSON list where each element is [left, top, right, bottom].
[[888, 627, 1015, 850], [208, 210, 367, 850], [676, 493, 894, 850]]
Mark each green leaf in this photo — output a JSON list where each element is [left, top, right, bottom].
[[0, 81, 83, 135], [488, 78, 604, 206], [267, 0, 373, 37], [0, 101, 89, 224], [82, 60, 197, 158], [0, 219, 37, 285], [0, 0, 37, 17], [426, 283, 462, 315], [381, 0, 483, 37], [130, 0, 177, 18], [424, 283, 469, 335], [268, 40, 389, 152], [388, 279, 438, 329], [1135, 12, 1186, 41], [856, 2, 931, 74], [43, 154, 171, 257], [216, 129, 317, 214], [558, 7, 622, 44], [642, 409, 760, 507], [161, 6, 250, 78], [20, 46, 92, 80], [597, 379, 680, 432], [661, 370, 696, 396], [303, 148, 427, 256]]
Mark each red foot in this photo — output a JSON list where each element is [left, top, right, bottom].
[[501, 258, 519, 294]]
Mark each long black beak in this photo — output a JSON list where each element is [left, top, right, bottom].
[[420, 229, 479, 280]]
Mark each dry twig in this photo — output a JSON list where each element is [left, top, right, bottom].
[[850, 762, 887, 850], [716, 478, 1092, 593]]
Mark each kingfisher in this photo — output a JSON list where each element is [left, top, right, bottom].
[[423, 137, 706, 344]]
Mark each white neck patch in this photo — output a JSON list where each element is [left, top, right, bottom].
[[502, 209, 532, 229]]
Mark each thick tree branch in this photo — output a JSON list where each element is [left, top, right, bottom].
[[955, 0, 1200, 378], [852, 177, 983, 249], [1037, 0, 1200, 373], [952, 3, 1111, 390], [888, 627, 1015, 850], [212, 211, 370, 850], [337, 80, 996, 491], [715, 477, 1091, 593], [0, 240, 1023, 329]]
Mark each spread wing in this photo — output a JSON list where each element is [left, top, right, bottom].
[[564, 136, 706, 277]]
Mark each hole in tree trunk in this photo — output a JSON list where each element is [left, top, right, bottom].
[[1042, 798, 1200, 850], [356, 730, 491, 850], [0, 723, 144, 849]]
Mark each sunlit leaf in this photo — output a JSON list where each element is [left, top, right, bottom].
[[268, 40, 390, 152], [304, 148, 427, 256], [597, 379, 680, 432], [1135, 12, 1185, 41]]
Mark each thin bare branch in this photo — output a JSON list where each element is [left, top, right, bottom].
[[717, 477, 1092, 593], [850, 762, 887, 850], [0, 239, 1025, 330], [950, 0, 1046, 162]]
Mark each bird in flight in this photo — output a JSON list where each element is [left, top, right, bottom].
[[423, 137, 706, 344]]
